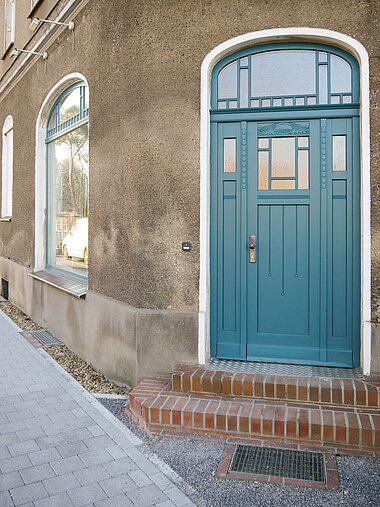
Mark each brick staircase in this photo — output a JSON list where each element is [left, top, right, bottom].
[[128, 367, 380, 451]]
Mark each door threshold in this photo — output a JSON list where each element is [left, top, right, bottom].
[[206, 358, 363, 379]]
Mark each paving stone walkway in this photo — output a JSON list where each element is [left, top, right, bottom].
[[0, 309, 196, 506]]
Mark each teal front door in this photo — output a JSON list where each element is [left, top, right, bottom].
[[210, 44, 360, 367]]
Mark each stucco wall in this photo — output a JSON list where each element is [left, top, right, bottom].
[[0, 0, 379, 381]]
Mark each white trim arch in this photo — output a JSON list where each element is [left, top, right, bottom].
[[198, 28, 371, 374], [34, 73, 89, 272]]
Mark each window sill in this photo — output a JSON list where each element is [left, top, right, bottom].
[[28, 269, 87, 298], [0, 217, 11, 222]]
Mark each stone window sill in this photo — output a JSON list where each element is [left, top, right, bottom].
[[0, 217, 11, 222], [28, 269, 87, 298]]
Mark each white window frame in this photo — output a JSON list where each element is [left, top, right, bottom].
[[3, 0, 15, 53], [1, 115, 13, 219]]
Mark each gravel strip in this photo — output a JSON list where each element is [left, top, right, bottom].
[[0, 300, 128, 395], [98, 398, 380, 507]]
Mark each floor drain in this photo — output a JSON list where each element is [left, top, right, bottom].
[[230, 445, 326, 483], [27, 330, 63, 347]]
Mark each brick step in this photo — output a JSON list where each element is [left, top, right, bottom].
[[128, 378, 380, 451], [171, 368, 380, 409]]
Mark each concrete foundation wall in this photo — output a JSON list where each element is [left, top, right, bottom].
[[0, 258, 197, 386]]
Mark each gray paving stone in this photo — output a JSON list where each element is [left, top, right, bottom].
[[0, 470, 23, 492], [164, 487, 193, 506], [0, 445, 11, 459], [79, 448, 114, 467], [43, 472, 81, 495], [8, 439, 40, 457], [99, 473, 139, 497], [103, 456, 139, 477], [129, 469, 152, 487], [0, 490, 14, 507], [156, 501, 177, 507], [150, 472, 177, 491], [88, 425, 106, 437], [34, 492, 75, 507], [0, 454, 32, 473], [105, 445, 126, 460], [82, 434, 115, 451], [10, 481, 49, 505], [67, 483, 107, 506], [73, 464, 111, 486], [126, 484, 168, 506], [56, 440, 89, 458], [50, 455, 86, 475], [28, 447, 61, 466], [95, 493, 134, 507], [16, 426, 47, 442], [0, 432, 19, 446], [20, 463, 56, 484]]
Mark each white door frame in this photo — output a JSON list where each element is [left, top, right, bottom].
[[198, 28, 371, 374]]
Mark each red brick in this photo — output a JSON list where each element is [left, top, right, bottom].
[[286, 407, 298, 438], [250, 404, 263, 435], [253, 374, 265, 398], [172, 373, 181, 391], [182, 399, 198, 427], [228, 403, 241, 432], [262, 405, 275, 435], [239, 404, 252, 433], [212, 371, 223, 394], [201, 370, 214, 393], [370, 414, 380, 447], [216, 402, 230, 431], [194, 399, 208, 428], [232, 373, 245, 395], [287, 377, 297, 400], [222, 373, 234, 395], [366, 384, 379, 407], [161, 397, 177, 425], [342, 380, 354, 405], [310, 409, 322, 441], [331, 379, 343, 405], [204, 400, 219, 430], [275, 376, 286, 399], [269, 476, 283, 484], [298, 409, 309, 439], [334, 412, 347, 443], [171, 397, 187, 426], [298, 377, 309, 401], [274, 406, 286, 436], [264, 375, 276, 398], [346, 412, 360, 445], [359, 413, 373, 446], [320, 379, 331, 403], [353, 381, 366, 406], [322, 411, 334, 442], [191, 370, 204, 392], [182, 372, 192, 392], [243, 374, 254, 396]]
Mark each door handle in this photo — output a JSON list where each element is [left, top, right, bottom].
[[249, 235, 256, 263]]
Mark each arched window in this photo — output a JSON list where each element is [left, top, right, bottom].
[[46, 82, 89, 280], [214, 45, 358, 110], [1, 115, 13, 219]]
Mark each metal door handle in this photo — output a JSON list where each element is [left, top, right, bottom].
[[249, 235, 256, 263]]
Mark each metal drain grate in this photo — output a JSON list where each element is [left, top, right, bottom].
[[28, 330, 62, 347], [230, 445, 326, 483]]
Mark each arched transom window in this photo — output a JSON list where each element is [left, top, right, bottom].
[[214, 45, 358, 110], [46, 82, 89, 280]]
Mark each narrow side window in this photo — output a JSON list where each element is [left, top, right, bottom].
[[1, 115, 13, 218]]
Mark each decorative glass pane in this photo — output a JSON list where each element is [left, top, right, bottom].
[[342, 95, 352, 104], [331, 95, 340, 104], [331, 54, 351, 93], [218, 101, 227, 109], [239, 68, 249, 108], [224, 139, 236, 173], [229, 100, 238, 108], [60, 87, 81, 123], [298, 150, 309, 189], [318, 65, 328, 104], [251, 99, 260, 107], [333, 135, 346, 171], [319, 52, 328, 63], [218, 61, 238, 99], [251, 50, 316, 97], [307, 97, 317, 105], [284, 98, 293, 106], [240, 56, 248, 66], [47, 124, 89, 276], [258, 138, 269, 149], [272, 137, 295, 178], [262, 99, 270, 107], [273, 98, 282, 106], [298, 137, 309, 148], [295, 97, 305, 105], [258, 151, 269, 190], [271, 180, 296, 190]]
